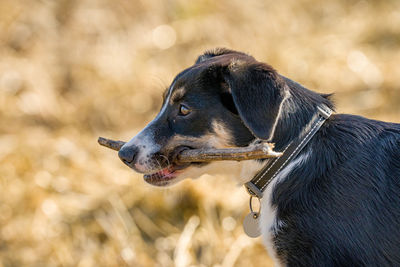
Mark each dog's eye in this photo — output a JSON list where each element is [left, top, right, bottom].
[[179, 104, 191, 116]]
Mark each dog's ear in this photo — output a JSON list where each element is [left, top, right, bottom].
[[222, 59, 287, 140]]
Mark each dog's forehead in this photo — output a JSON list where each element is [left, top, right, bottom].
[[165, 67, 205, 101], [165, 52, 254, 102]]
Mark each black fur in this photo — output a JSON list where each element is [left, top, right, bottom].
[[224, 60, 288, 140]]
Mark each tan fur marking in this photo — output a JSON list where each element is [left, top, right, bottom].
[[170, 87, 186, 103], [228, 58, 246, 72], [168, 133, 228, 150], [166, 121, 233, 150], [211, 120, 233, 147]]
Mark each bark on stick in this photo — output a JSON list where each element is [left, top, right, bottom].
[[98, 137, 282, 163]]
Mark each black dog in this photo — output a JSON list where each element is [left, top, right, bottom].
[[118, 48, 400, 266]]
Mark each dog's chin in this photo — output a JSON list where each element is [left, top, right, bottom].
[[143, 162, 194, 187]]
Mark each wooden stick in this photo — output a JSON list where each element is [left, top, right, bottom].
[[98, 137, 126, 151], [98, 137, 282, 163]]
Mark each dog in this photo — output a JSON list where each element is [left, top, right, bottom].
[[118, 48, 400, 266]]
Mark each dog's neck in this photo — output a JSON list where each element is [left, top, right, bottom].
[[271, 76, 334, 151], [189, 77, 334, 186], [217, 77, 335, 185]]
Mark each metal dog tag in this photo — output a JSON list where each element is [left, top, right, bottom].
[[243, 212, 261, 238]]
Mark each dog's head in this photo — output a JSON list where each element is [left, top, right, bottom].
[[118, 48, 288, 186]]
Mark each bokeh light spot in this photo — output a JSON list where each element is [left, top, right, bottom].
[[152, 25, 177, 50], [222, 216, 236, 231]]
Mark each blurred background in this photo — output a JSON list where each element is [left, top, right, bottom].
[[0, 0, 399, 266]]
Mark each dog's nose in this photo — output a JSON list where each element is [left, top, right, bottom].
[[118, 145, 138, 164]]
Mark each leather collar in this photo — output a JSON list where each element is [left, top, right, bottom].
[[245, 105, 333, 198]]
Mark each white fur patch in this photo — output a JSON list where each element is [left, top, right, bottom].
[[177, 159, 263, 185], [268, 89, 290, 141], [157, 81, 175, 120], [123, 82, 177, 173], [124, 126, 161, 173], [260, 151, 311, 266]]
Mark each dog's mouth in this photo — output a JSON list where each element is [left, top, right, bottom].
[[143, 146, 195, 186], [143, 163, 188, 186]]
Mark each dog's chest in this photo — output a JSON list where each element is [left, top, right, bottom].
[[258, 152, 310, 266]]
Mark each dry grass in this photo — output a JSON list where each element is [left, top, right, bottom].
[[0, 0, 399, 266]]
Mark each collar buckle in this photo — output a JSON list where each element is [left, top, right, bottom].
[[244, 105, 333, 199], [318, 106, 332, 119], [245, 181, 264, 198]]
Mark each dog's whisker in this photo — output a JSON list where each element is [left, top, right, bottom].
[[159, 154, 171, 168]]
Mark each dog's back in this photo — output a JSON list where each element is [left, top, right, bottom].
[[272, 114, 400, 266]]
